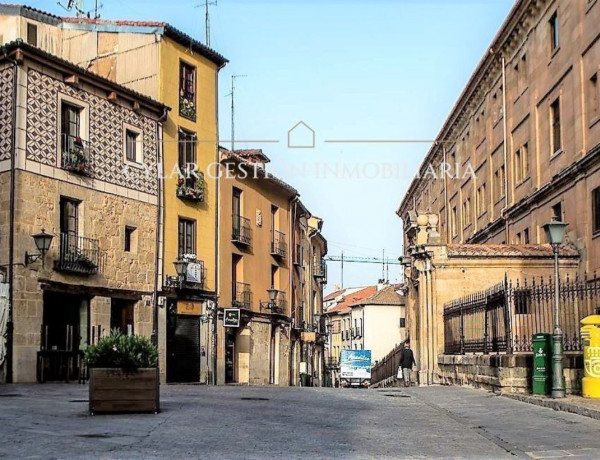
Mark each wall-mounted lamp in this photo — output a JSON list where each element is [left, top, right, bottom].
[[25, 229, 54, 267], [267, 288, 278, 309], [173, 259, 189, 286]]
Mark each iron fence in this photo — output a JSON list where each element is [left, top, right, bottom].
[[371, 339, 409, 385], [443, 273, 600, 355]]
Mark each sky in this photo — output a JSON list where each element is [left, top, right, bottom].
[[30, 0, 515, 291]]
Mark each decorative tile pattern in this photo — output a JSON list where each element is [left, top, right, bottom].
[[26, 69, 158, 195], [0, 67, 14, 161]]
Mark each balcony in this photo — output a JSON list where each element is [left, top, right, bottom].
[[179, 92, 196, 120], [176, 173, 205, 202], [271, 230, 287, 258], [60, 134, 92, 177], [233, 281, 252, 309], [53, 233, 99, 275], [232, 214, 252, 246], [325, 356, 339, 369], [314, 258, 327, 280]]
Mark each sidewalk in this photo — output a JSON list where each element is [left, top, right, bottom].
[[502, 392, 600, 420]]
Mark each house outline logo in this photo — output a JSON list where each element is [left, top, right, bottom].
[[287, 121, 315, 149]]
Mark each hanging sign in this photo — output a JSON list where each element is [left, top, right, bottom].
[[224, 308, 241, 327]]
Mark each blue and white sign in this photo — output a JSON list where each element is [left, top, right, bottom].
[[340, 350, 372, 379]]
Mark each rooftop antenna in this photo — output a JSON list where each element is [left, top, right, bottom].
[[228, 74, 247, 151], [57, 0, 102, 18], [195, 0, 217, 47]]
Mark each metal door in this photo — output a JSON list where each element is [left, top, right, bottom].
[[167, 312, 201, 383]]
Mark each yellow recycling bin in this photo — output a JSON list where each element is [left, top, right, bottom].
[[581, 315, 600, 398]]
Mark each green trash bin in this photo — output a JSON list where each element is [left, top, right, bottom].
[[532, 333, 551, 395]]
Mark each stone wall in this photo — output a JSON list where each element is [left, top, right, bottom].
[[437, 353, 583, 394]]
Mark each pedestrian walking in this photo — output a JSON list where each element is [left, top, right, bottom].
[[398, 342, 416, 387]]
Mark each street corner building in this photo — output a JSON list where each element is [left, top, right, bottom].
[[217, 148, 328, 386], [0, 40, 167, 383], [389, 0, 600, 393]]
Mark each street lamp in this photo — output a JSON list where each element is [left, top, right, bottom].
[[25, 229, 54, 267], [267, 288, 278, 309], [173, 259, 189, 286], [542, 218, 568, 399]]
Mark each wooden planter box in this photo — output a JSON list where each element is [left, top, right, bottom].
[[89, 368, 159, 415]]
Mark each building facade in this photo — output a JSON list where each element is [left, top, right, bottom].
[[396, 0, 600, 386], [216, 148, 327, 386], [0, 6, 229, 383], [0, 41, 165, 383]]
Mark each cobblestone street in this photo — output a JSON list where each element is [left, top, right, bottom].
[[2, 384, 600, 459]]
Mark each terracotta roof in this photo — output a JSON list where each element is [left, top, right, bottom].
[[0, 4, 62, 22], [350, 285, 404, 307], [233, 149, 271, 163], [324, 288, 346, 302], [446, 244, 580, 258], [325, 286, 377, 315]]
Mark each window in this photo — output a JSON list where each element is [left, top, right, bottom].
[[271, 265, 278, 289], [476, 183, 486, 216], [515, 289, 531, 315], [178, 129, 196, 188], [61, 102, 81, 149], [178, 218, 195, 256], [593, 187, 600, 234], [549, 11, 559, 53], [60, 197, 80, 237], [550, 98, 562, 154], [462, 199, 471, 228], [26, 23, 37, 46], [515, 232, 521, 244], [399, 317, 406, 328], [552, 202, 562, 222], [111, 299, 134, 335], [590, 73, 599, 121], [124, 226, 136, 252], [179, 61, 196, 119], [515, 54, 528, 95], [515, 142, 529, 183], [451, 206, 458, 237], [523, 228, 530, 244], [232, 187, 242, 217], [125, 130, 139, 163], [495, 165, 505, 201]]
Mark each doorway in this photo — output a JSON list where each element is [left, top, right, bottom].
[[166, 302, 201, 383], [111, 298, 134, 335], [225, 331, 236, 383]]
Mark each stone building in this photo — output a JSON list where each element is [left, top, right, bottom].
[[0, 4, 228, 384], [0, 41, 166, 382], [396, 0, 600, 389], [217, 148, 327, 385]]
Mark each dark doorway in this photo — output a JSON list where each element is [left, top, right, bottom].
[[40, 291, 88, 381], [111, 298, 134, 335], [225, 331, 236, 383], [166, 302, 201, 383]]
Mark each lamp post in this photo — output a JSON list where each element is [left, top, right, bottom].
[[542, 218, 568, 399]]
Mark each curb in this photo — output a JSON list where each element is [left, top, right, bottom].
[[502, 393, 600, 421]]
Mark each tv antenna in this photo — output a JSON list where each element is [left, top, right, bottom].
[[228, 74, 247, 152], [57, 0, 102, 19], [196, 0, 218, 47]]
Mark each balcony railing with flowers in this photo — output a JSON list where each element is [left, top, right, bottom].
[[61, 134, 92, 176], [179, 91, 196, 120], [53, 233, 99, 275], [176, 171, 205, 202]]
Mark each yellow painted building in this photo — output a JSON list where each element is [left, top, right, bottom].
[[1, 8, 228, 383]]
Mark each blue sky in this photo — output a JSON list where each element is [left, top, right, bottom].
[[32, 0, 515, 291]]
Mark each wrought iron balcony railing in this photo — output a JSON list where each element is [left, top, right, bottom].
[[54, 233, 99, 275], [233, 281, 252, 309], [271, 230, 287, 258], [325, 356, 339, 369], [313, 258, 326, 278], [60, 134, 92, 176], [232, 214, 252, 246], [272, 290, 287, 313]]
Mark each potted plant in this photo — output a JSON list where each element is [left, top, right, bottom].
[[85, 330, 159, 415]]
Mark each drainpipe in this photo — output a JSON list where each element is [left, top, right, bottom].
[[500, 55, 510, 243], [6, 50, 19, 384], [289, 196, 298, 384]]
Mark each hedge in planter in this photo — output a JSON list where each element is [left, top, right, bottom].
[[85, 331, 159, 415]]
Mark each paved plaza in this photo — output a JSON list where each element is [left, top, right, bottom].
[[1, 384, 600, 459]]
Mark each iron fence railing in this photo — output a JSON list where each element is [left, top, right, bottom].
[[371, 339, 409, 385], [233, 281, 252, 309], [232, 214, 252, 246], [60, 134, 92, 176], [271, 230, 287, 258], [443, 273, 600, 355], [53, 233, 99, 275], [314, 258, 326, 278]]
